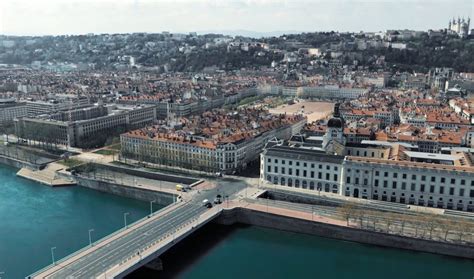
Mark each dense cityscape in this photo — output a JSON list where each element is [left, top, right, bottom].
[[0, 5, 473, 279]]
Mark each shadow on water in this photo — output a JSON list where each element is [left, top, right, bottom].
[[126, 223, 247, 279]]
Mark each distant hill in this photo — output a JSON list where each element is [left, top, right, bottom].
[[196, 30, 306, 38]]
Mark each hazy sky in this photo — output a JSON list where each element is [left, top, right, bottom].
[[0, 0, 472, 36]]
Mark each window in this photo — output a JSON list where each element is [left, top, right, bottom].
[[303, 170, 307, 177], [296, 169, 300, 176], [431, 177, 436, 182], [355, 177, 359, 185], [412, 174, 416, 180], [274, 166, 278, 173], [460, 189, 465, 197], [334, 174, 338, 181], [267, 166, 271, 172], [303, 163, 307, 167], [384, 172, 388, 177], [430, 185, 434, 193], [441, 177, 446, 183], [282, 160, 286, 165], [392, 181, 397, 189], [420, 184, 425, 192], [461, 179, 465, 185], [439, 186, 444, 194], [311, 171, 314, 178], [363, 178, 368, 185], [451, 178, 456, 184], [401, 182, 406, 190], [296, 162, 300, 167], [393, 173, 398, 178], [318, 172, 322, 179], [375, 171, 379, 176], [421, 176, 426, 181], [346, 176, 351, 183], [326, 173, 330, 180], [374, 179, 379, 187], [402, 174, 407, 179], [289, 161, 293, 166], [411, 183, 416, 191], [470, 190, 474, 198], [289, 169, 293, 175], [383, 181, 388, 188], [274, 159, 278, 164], [281, 168, 285, 174]]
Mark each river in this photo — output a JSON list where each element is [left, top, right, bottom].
[[0, 165, 151, 278], [1, 164, 473, 279]]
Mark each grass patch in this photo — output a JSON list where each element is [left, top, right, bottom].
[[93, 149, 119, 155], [108, 144, 122, 151], [58, 158, 85, 168]]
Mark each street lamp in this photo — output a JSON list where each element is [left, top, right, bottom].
[[150, 200, 155, 216], [124, 212, 130, 228], [51, 247, 57, 265], [89, 229, 95, 246]]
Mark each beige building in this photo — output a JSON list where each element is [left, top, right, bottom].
[[15, 104, 156, 148]]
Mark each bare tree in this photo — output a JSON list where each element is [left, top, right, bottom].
[[437, 218, 453, 242], [338, 202, 356, 226]]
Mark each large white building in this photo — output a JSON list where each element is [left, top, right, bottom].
[[261, 140, 474, 211], [260, 107, 474, 212]]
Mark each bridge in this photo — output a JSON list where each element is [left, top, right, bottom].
[[28, 191, 226, 279]]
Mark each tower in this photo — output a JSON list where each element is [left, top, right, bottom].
[[323, 103, 346, 150]]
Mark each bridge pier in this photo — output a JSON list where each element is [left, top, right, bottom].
[[145, 258, 163, 271]]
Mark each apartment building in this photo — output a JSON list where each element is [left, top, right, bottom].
[[121, 112, 306, 174], [0, 99, 27, 127], [24, 97, 90, 117], [14, 104, 156, 147]]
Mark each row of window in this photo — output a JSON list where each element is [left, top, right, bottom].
[[347, 168, 474, 186], [266, 158, 338, 171], [266, 175, 339, 193], [267, 166, 338, 181]]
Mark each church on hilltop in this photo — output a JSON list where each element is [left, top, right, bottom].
[[448, 17, 470, 38]]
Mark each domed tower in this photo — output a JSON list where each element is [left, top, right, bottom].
[[323, 103, 346, 150]]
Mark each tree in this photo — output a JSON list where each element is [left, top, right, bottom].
[[338, 202, 356, 226]]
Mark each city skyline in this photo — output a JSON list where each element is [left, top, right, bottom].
[[0, 0, 472, 36]]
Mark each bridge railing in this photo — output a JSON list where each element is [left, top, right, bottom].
[[26, 201, 179, 279]]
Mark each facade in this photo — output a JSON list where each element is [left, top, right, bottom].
[[343, 156, 474, 211], [260, 140, 474, 212], [121, 115, 306, 174], [261, 144, 344, 193], [0, 99, 27, 127], [14, 104, 156, 147], [25, 98, 90, 117]]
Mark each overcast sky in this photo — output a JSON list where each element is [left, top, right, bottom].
[[0, 0, 472, 36]]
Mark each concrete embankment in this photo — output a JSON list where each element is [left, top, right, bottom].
[[73, 175, 175, 204], [88, 163, 200, 185], [215, 208, 474, 260], [0, 154, 39, 170]]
